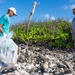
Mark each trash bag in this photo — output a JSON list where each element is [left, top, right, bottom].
[[0, 31, 18, 67]]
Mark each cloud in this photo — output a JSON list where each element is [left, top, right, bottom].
[[39, 14, 55, 21], [44, 14, 55, 21], [63, 4, 75, 10], [50, 16, 55, 21], [44, 14, 50, 20]]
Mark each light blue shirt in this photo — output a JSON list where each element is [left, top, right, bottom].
[[72, 17, 75, 30], [0, 14, 10, 36]]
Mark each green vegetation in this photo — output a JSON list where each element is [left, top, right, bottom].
[[11, 20, 73, 49]]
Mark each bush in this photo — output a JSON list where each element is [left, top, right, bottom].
[[11, 20, 73, 49]]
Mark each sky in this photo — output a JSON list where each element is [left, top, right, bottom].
[[0, 0, 75, 25]]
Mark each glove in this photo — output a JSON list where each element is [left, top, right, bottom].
[[3, 33, 7, 38]]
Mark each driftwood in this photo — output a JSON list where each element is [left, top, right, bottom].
[[26, 1, 40, 33], [63, 61, 74, 75]]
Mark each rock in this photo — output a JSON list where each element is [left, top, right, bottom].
[[2, 44, 75, 75], [44, 55, 50, 59], [42, 62, 48, 69], [43, 73, 50, 75], [14, 71, 20, 75], [16, 44, 75, 75], [35, 64, 40, 68], [18, 69, 29, 75], [54, 71, 61, 75], [57, 62, 66, 68], [64, 73, 73, 75], [64, 69, 72, 74], [65, 54, 73, 60], [25, 64, 34, 70], [35, 47, 40, 51], [50, 64, 57, 68]]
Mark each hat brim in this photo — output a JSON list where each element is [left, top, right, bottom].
[[15, 14, 17, 16], [14, 13, 17, 16]]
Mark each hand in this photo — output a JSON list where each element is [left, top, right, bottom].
[[0, 27, 3, 34]]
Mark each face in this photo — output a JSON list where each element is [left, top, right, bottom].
[[73, 9, 75, 15], [9, 10, 15, 17]]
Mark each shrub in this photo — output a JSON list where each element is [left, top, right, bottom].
[[11, 20, 73, 49]]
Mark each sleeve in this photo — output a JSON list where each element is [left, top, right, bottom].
[[0, 15, 6, 25]]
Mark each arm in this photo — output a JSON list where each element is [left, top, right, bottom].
[[0, 15, 6, 34], [0, 24, 3, 34], [0, 24, 6, 37]]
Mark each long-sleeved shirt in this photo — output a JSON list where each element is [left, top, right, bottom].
[[72, 17, 75, 30]]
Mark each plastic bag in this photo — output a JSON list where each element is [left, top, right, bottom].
[[0, 31, 18, 65]]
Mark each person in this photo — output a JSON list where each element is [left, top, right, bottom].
[[0, 7, 17, 36], [71, 8, 75, 50], [0, 7, 17, 71]]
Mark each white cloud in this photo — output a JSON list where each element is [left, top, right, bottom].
[[44, 14, 50, 20], [44, 14, 55, 21], [36, 14, 55, 21], [63, 4, 75, 10], [50, 16, 55, 21]]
